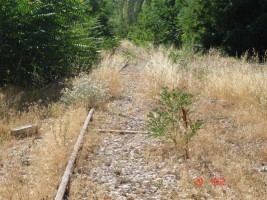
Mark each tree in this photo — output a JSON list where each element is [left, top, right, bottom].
[[181, 0, 267, 57], [129, 0, 185, 46], [106, 0, 144, 38], [180, 0, 231, 51], [0, 0, 114, 87], [127, 0, 267, 58], [223, 0, 267, 57]]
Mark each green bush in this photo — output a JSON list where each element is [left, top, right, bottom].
[[0, 0, 113, 87], [128, 0, 184, 47], [60, 74, 109, 107], [125, 0, 267, 58], [148, 87, 202, 159]]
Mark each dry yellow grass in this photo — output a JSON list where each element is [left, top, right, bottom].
[[141, 47, 267, 110], [142, 47, 181, 95], [1, 41, 266, 199], [140, 46, 203, 97], [68, 127, 105, 199], [190, 52, 267, 111], [91, 53, 125, 97], [138, 44, 267, 199], [120, 39, 150, 59], [0, 49, 124, 199], [0, 107, 87, 199]]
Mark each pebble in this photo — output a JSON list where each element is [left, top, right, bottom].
[[70, 63, 181, 199]]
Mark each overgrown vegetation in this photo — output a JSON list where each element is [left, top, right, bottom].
[[0, 0, 267, 197], [113, 0, 267, 57], [1, 0, 266, 87], [0, 49, 124, 199], [136, 42, 267, 198], [148, 87, 202, 159], [0, 0, 116, 87], [60, 75, 109, 107]]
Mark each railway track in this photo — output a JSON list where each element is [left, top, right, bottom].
[[54, 53, 145, 199], [55, 109, 94, 200], [54, 50, 239, 200]]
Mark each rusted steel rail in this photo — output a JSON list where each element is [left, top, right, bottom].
[[55, 108, 94, 200], [55, 52, 144, 199]]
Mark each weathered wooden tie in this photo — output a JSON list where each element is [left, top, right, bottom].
[[11, 124, 38, 138]]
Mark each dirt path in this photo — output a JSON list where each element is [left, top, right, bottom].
[[69, 60, 185, 199]]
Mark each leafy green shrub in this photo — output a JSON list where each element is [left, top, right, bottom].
[[0, 0, 114, 87], [148, 87, 202, 159], [60, 74, 109, 107]]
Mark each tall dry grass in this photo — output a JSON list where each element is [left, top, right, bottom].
[[91, 52, 126, 97], [142, 47, 267, 111], [120, 39, 150, 59], [189, 52, 267, 111], [139, 45, 267, 199], [1, 40, 266, 199], [0, 106, 87, 199], [0, 49, 124, 199]]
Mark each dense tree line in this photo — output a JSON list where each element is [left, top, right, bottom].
[[0, 0, 116, 87], [125, 0, 267, 57], [181, 0, 267, 57], [1, 0, 266, 87], [103, 0, 144, 38]]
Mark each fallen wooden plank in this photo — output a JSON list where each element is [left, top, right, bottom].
[[55, 108, 94, 200], [92, 129, 150, 134], [11, 125, 38, 138]]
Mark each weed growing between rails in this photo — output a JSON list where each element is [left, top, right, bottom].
[[148, 87, 202, 159]]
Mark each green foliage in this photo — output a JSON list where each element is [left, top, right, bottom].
[[128, 0, 185, 46], [1, 0, 266, 87], [126, 0, 267, 58], [180, 0, 231, 51], [223, 0, 267, 57], [0, 0, 116, 87], [180, 0, 267, 57], [148, 87, 202, 159], [105, 0, 144, 38]]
